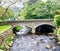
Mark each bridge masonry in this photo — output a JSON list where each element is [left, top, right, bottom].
[[0, 19, 54, 33]]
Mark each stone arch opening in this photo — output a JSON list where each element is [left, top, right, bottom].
[[35, 24, 56, 35]]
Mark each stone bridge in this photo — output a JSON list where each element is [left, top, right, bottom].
[[0, 19, 54, 33]]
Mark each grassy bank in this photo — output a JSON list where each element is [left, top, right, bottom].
[[0, 25, 11, 33]]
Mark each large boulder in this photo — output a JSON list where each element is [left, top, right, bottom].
[[13, 25, 32, 36], [35, 24, 56, 35]]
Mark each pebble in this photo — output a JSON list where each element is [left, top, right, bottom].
[[46, 45, 52, 49]]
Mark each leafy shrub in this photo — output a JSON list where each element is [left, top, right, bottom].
[[54, 15, 60, 28], [57, 28, 60, 34], [16, 25, 22, 30]]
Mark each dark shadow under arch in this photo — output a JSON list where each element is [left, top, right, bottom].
[[35, 24, 56, 35]]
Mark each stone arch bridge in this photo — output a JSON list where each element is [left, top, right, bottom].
[[0, 19, 54, 33]]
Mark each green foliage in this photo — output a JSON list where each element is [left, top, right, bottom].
[[0, 45, 7, 51], [5, 8, 14, 19], [6, 34, 15, 45], [0, 6, 5, 18], [0, 6, 14, 20], [54, 15, 60, 27], [57, 28, 60, 34], [0, 34, 15, 51], [16, 25, 22, 30], [20, 0, 59, 19]]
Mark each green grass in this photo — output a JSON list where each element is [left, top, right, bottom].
[[0, 25, 11, 32]]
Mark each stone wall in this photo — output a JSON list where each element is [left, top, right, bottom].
[[0, 26, 13, 46]]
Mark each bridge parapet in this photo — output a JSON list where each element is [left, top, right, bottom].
[[0, 19, 54, 33]]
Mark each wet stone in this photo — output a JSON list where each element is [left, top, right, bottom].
[[52, 46, 56, 50], [10, 35, 60, 51], [57, 42, 60, 45], [46, 45, 52, 49]]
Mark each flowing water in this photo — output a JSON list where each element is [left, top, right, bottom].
[[10, 35, 60, 51]]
